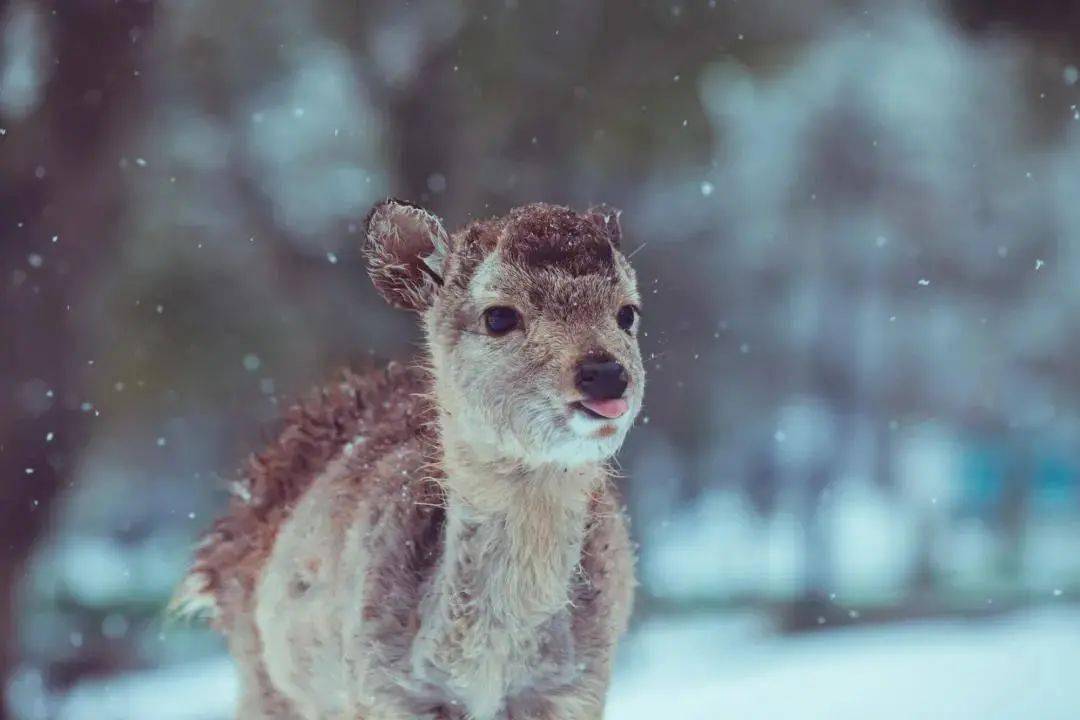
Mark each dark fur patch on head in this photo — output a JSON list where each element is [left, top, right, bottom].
[[439, 204, 624, 293], [500, 204, 617, 277]]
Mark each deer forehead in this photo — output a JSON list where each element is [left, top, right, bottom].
[[464, 252, 636, 314]]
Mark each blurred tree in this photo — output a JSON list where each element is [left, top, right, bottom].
[[0, 1, 153, 714]]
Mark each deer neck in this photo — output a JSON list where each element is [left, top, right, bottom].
[[420, 425, 602, 643]]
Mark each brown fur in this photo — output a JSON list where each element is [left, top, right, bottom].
[[176, 201, 643, 720], [176, 362, 438, 629]]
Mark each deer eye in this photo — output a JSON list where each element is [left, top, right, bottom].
[[483, 306, 521, 335], [616, 305, 638, 332]]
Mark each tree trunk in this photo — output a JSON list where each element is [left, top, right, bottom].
[[0, 2, 153, 714]]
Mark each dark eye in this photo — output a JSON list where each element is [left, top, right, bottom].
[[483, 306, 521, 335], [617, 305, 638, 332]]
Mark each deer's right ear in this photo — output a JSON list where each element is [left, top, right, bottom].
[[364, 199, 449, 312]]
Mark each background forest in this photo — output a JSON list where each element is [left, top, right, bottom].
[[3, 0, 1080, 718]]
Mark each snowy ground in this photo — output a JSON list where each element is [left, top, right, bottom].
[[50, 607, 1080, 720], [610, 607, 1080, 720]]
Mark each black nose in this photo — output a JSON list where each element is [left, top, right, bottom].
[[575, 359, 629, 400]]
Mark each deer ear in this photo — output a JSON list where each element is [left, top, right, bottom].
[[364, 199, 449, 312], [588, 204, 622, 247]]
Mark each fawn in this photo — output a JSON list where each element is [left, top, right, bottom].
[[174, 200, 645, 719]]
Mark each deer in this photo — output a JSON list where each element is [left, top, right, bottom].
[[173, 200, 645, 720]]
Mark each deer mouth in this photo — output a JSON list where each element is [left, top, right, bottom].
[[570, 398, 629, 420]]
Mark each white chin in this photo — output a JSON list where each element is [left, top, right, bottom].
[[534, 412, 629, 464], [485, 408, 632, 467], [568, 407, 633, 437]]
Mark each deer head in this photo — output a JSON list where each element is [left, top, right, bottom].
[[365, 199, 644, 467]]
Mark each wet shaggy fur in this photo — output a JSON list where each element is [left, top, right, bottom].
[[176, 201, 641, 720], [175, 362, 438, 630]]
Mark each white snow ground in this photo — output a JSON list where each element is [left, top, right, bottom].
[[52, 607, 1080, 720]]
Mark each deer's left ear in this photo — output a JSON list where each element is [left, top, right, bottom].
[[364, 198, 449, 312], [588, 204, 622, 247]]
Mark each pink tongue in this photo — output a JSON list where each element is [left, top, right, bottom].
[[580, 398, 629, 419]]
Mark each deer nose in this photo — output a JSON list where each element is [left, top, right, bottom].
[[575, 359, 629, 400]]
